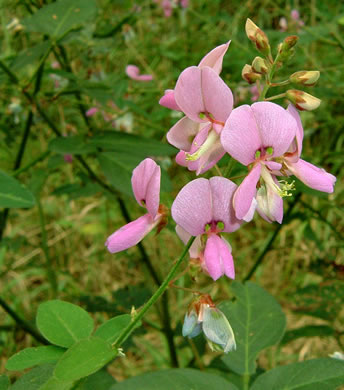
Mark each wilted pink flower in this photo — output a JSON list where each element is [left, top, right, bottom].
[[166, 66, 233, 174], [162, 0, 172, 17], [172, 177, 246, 280], [221, 102, 336, 223], [86, 107, 99, 117], [126, 65, 153, 82], [106, 158, 166, 253], [64, 154, 73, 164]]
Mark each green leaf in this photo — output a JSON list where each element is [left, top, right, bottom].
[[11, 364, 54, 390], [90, 131, 175, 157], [39, 377, 74, 390], [54, 337, 117, 382], [36, 300, 94, 347], [281, 325, 335, 345], [250, 358, 344, 390], [11, 41, 51, 71], [221, 281, 286, 376], [109, 369, 238, 390], [6, 346, 65, 371], [48, 136, 97, 155], [94, 314, 131, 344], [0, 375, 10, 390], [22, 0, 97, 38], [0, 170, 35, 209], [76, 370, 116, 389], [97, 152, 141, 196]]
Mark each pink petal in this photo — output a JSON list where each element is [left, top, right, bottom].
[[221, 105, 261, 166], [175, 151, 188, 167], [175, 225, 202, 259], [174, 66, 206, 122], [105, 214, 155, 253], [201, 66, 233, 123], [287, 159, 336, 193], [198, 41, 231, 75], [287, 104, 303, 157], [251, 102, 297, 157], [126, 65, 153, 82], [159, 90, 181, 111], [86, 107, 99, 117], [233, 164, 261, 220], [174, 66, 233, 123], [209, 177, 242, 232], [131, 158, 161, 218], [167, 116, 201, 151], [204, 234, 235, 280], [171, 178, 212, 236]]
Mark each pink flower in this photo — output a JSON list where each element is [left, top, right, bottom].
[[172, 177, 244, 280], [166, 66, 233, 174], [221, 102, 336, 223], [126, 65, 153, 82], [279, 17, 288, 32], [180, 0, 188, 8], [105, 158, 165, 253], [250, 85, 259, 102], [283, 105, 336, 192], [159, 41, 230, 111]]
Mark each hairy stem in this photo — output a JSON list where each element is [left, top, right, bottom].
[[0, 297, 48, 345]]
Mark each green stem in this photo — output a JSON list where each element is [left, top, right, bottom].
[[113, 236, 196, 348], [258, 53, 281, 101], [243, 193, 301, 281], [264, 92, 286, 101], [37, 198, 58, 297], [12, 151, 50, 177], [243, 373, 250, 390]]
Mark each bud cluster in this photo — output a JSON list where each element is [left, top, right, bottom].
[[242, 19, 321, 110]]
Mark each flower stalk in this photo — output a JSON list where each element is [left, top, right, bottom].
[[113, 236, 196, 348]]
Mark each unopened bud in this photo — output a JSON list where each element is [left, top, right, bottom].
[[242, 64, 262, 84], [289, 70, 320, 87], [278, 36, 298, 61], [245, 19, 271, 55], [252, 57, 268, 74], [286, 90, 321, 111]]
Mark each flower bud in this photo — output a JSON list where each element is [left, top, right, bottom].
[[251, 56, 268, 74], [289, 70, 320, 87], [278, 35, 298, 61], [282, 35, 299, 50], [245, 19, 271, 55], [286, 89, 321, 111], [242, 64, 262, 84]]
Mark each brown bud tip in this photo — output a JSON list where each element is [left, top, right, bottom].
[[286, 89, 321, 111], [289, 70, 320, 87], [252, 56, 268, 74], [242, 64, 262, 84]]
